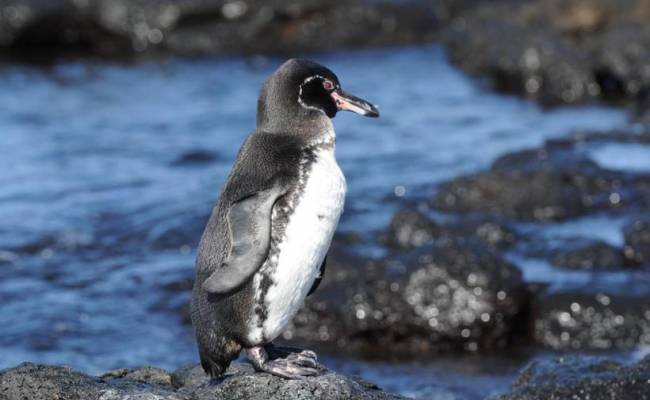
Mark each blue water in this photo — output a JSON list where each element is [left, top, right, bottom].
[[0, 45, 641, 398]]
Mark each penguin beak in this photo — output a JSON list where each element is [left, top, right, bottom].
[[331, 89, 380, 118]]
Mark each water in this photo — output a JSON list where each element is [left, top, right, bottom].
[[0, 45, 640, 398]]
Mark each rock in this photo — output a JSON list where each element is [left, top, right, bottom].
[[379, 205, 517, 250], [101, 366, 174, 387], [441, 2, 598, 106], [431, 140, 650, 221], [495, 354, 650, 400], [533, 277, 650, 350], [284, 237, 529, 356], [0, 362, 406, 400], [440, 0, 650, 112], [378, 206, 441, 249], [184, 362, 404, 400], [624, 216, 650, 265], [432, 169, 590, 221], [0, 0, 439, 62], [449, 219, 518, 250], [0, 363, 181, 400], [171, 364, 209, 389], [552, 239, 627, 270]]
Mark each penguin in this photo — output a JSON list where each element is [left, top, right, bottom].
[[191, 58, 379, 379]]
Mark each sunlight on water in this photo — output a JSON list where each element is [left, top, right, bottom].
[[587, 142, 650, 173]]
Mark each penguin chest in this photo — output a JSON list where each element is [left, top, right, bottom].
[[250, 147, 346, 344]]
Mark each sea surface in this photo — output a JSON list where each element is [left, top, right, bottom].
[[1, 46, 647, 399]]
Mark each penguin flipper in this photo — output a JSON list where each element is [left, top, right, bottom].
[[202, 181, 286, 295], [308, 255, 327, 296]]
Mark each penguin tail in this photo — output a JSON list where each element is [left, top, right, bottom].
[[198, 337, 242, 378]]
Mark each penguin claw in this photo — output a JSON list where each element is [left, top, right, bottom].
[[264, 344, 318, 361], [298, 350, 318, 360], [285, 353, 318, 368], [247, 345, 320, 380], [265, 360, 319, 379]]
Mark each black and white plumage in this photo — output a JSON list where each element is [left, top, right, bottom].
[[191, 59, 379, 379]]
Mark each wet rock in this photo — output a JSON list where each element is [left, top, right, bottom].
[[431, 141, 650, 221], [379, 206, 441, 249], [0, 0, 438, 62], [285, 237, 529, 357], [441, 3, 596, 106], [496, 354, 650, 400], [170, 150, 219, 166], [451, 219, 518, 250], [623, 216, 650, 265], [441, 0, 650, 111], [533, 277, 650, 350], [379, 205, 517, 251], [432, 168, 589, 221], [552, 239, 627, 270], [0, 362, 406, 400]]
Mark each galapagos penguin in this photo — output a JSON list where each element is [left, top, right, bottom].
[[191, 59, 379, 379]]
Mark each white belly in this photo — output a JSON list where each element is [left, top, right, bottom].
[[248, 145, 346, 344]]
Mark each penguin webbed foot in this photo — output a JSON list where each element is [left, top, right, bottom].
[[264, 343, 317, 361], [246, 345, 319, 379]]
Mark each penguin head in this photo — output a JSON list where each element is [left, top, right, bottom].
[[256, 59, 379, 135]]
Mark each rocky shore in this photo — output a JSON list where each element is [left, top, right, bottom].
[[157, 132, 650, 390], [4, 355, 650, 400], [4, 0, 650, 117], [4, 0, 650, 121], [440, 0, 650, 119], [0, 0, 438, 62], [0, 362, 406, 400], [496, 354, 650, 400]]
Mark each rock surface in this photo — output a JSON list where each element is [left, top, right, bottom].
[[0, 0, 438, 62], [551, 239, 627, 271], [0, 362, 406, 400], [495, 354, 650, 400], [533, 278, 650, 350], [624, 216, 650, 265], [431, 135, 650, 221], [441, 0, 650, 116], [379, 205, 517, 251], [379, 206, 442, 249], [283, 237, 529, 357]]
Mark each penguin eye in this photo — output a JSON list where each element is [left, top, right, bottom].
[[322, 80, 334, 91]]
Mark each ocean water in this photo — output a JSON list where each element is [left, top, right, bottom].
[[0, 45, 642, 398]]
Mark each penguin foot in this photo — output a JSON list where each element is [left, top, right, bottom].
[[246, 346, 319, 379], [264, 343, 318, 361]]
